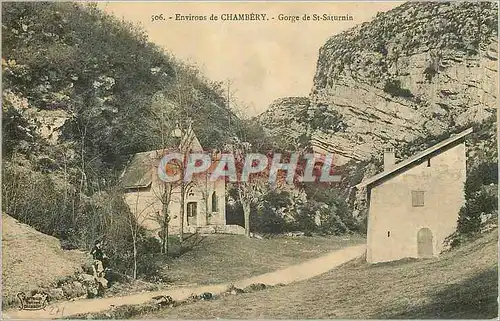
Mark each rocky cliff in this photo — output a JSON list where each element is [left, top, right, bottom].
[[257, 1, 498, 166], [256, 97, 310, 149]]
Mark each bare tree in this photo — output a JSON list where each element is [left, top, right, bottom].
[[144, 94, 180, 254], [224, 138, 268, 237], [142, 91, 198, 249], [149, 182, 174, 254], [128, 190, 154, 279], [220, 84, 276, 237], [162, 63, 200, 243]]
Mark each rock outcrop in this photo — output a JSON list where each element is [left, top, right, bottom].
[[255, 97, 310, 149]]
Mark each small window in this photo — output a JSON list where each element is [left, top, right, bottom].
[[412, 191, 425, 207], [187, 202, 197, 217], [211, 191, 218, 212]]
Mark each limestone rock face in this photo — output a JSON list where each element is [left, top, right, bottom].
[[35, 110, 69, 144], [258, 2, 498, 165]]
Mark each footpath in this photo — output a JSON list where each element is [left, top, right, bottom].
[[3, 244, 366, 319]]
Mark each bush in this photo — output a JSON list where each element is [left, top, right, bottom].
[[136, 253, 167, 283], [454, 161, 498, 245], [137, 235, 162, 254], [309, 104, 346, 132], [250, 190, 290, 234], [286, 203, 318, 234], [251, 207, 286, 234], [2, 159, 77, 241], [303, 184, 358, 234], [464, 162, 498, 197], [423, 64, 438, 82], [226, 183, 360, 236], [457, 186, 498, 235], [383, 79, 414, 98]]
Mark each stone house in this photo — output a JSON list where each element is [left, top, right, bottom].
[[120, 126, 243, 236], [356, 128, 473, 263]]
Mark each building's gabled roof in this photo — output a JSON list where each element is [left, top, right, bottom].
[[121, 152, 154, 189], [356, 127, 473, 190], [120, 127, 221, 189], [180, 124, 203, 152]]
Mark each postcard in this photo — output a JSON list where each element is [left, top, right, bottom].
[[1, 1, 498, 319]]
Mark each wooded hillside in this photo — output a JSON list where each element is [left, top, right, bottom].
[[2, 2, 247, 252]]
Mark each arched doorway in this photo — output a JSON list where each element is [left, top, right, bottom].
[[187, 202, 197, 226], [417, 227, 433, 258], [185, 185, 198, 226]]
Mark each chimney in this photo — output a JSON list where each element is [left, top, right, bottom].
[[384, 146, 396, 171]]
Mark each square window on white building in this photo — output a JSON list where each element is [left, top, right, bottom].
[[412, 191, 425, 207]]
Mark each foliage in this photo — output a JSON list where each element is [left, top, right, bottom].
[[309, 104, 346, 132], [423, 64, 438, 82], [455, 162, 498, 238], [227, 178, 361, 236], [250, 190, 290, 234], [449, 118, 498, 247], [1, 1, 242, 276], [135, 241, 166, 283], [223, 137, 269, 237], [298, 184, 358, 235]]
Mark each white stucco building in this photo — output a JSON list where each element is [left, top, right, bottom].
[[120, 126, 244, 236], [357, 128, 473, 263]]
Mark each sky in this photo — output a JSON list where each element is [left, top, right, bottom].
[[99, 2, 403, 117]]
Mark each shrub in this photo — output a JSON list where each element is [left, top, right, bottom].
[[383, 79, 414, 98], [453, 161, 498, 246], [286, 203, 318, 234], [136, 253, 167, 283], [309, 104, 346, 132], [251, 207, 286, 234], [464, 162, 498, 197], [457, 186, 498, 235], [137, 235, 162, 254], [423, 64, 438, 82], [250, 190, 290, 234]]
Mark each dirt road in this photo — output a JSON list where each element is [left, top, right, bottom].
[[3, 244, 366, 319]]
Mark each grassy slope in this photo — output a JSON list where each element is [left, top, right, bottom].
[[2, 213, 88, 304], [163, 234, 366, 285], [145, 229, 498, 319]]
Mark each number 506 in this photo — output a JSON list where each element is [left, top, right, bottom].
[[151, 14, 164, 22]]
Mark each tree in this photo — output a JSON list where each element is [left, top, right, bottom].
[[150, 181, 174, 255], [128, 190, 153, 279], [223, 138, 267, 237], [223, 95, 306, 237], [142, 90, 206, 249], [161, 63, 201, 243], [457, 161, 498, 236], [141, 93, 180, 253]]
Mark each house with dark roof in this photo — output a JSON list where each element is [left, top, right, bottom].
[[356, 128, 473, 263], [120, 126, 243, 236]]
